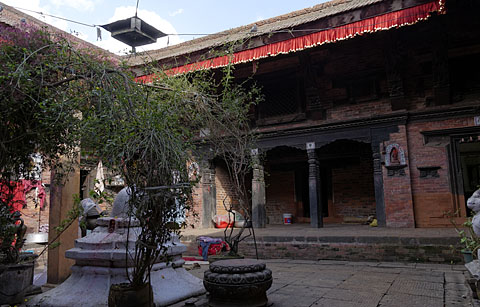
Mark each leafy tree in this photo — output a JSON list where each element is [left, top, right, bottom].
[[1, 24, 261, 294], [0, 24, 120, 264], [142, 63, 263, 256]]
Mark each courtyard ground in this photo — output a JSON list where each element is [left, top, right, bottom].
[[177, 259, 477, 307], [21, 224, 476, 306]]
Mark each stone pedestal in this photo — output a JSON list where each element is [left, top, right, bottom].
[[465, 260, 480, 299], [203, 259, 272, 307], [28, 217, 205, 306]]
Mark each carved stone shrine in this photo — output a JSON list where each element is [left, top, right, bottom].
[[28, 188, 205, 306], [203, 259, 272, 307]]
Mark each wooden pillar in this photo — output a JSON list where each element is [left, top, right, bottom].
[[200, 159, 216, 228], [371, 142, 386, 227], [251, 149, 266, 228], [47, 162, 80, 284], [307, 142, 323, 228]]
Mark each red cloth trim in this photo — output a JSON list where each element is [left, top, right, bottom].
[[0, 181, 25, 212], [22, 180, 46, 209], [0, 180, 46, 212], [136, 0, 441, 82], [198, 241, 229, 257]]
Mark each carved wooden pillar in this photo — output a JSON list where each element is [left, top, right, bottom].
[[307, 142, 323, 228], [371, 143, 386, 227], [251, 149, 266, 228], [200, 159, 216, 228], [384, 32, 406, 111]]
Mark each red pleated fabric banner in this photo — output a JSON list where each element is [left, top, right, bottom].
[[136, 0, 442, 82]]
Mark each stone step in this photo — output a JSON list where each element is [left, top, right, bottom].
[[181, 234, 463, 264]]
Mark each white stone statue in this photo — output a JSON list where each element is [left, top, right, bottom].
[[467, 189, 480, 236], [110, 186, 132, 218], [27, 186, 205, 306], [466, 189, 480, 276]]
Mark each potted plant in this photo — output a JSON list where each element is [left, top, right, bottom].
[[79, 61, 199, 306], [80, 55, 263, 303], [0, 197, 36, 305], [180, 62, 262, 259], [450, 214, 480, 263], [457, 218, 480, 263], [204, 89, 260, 259]]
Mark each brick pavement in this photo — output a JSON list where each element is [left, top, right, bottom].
[[176, 260, 477, 307]]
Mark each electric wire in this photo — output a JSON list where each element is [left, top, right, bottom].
[[10, 5, 98, 28], [8, 4, 433, 38]]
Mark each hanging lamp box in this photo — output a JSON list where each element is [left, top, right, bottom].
[[101, 16, 166, 47]]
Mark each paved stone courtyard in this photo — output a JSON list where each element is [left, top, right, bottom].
[[178, 259, 477, 307]]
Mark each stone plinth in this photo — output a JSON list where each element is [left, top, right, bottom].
[[203, 259, 272, 307], [28, 217, 205, 306]]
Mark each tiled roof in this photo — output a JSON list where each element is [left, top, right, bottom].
[[126, 0, 383, 66]]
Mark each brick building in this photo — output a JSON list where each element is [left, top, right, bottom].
[[131, 0, 480, 228], [2, 0, 480, 231]]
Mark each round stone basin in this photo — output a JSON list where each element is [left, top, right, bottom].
[[203, 259, 272, 307]]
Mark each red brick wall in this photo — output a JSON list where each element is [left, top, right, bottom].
[[215, 162, 240, 215], [187, 160, 249, 229], [332, 159, 376, 218], [407, 117, 476, 227], [265, 170, 296, 224], [382, 125, 415, 228]]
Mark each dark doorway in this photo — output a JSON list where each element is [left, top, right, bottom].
[[293, 164, 330, 220], [294, 166, 310, 218], [459, 141, 480, 213], [317, 140, 375, 222], [80, 169, 90, 199], [265, 146, 313, 224]]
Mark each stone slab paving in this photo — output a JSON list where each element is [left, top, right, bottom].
[[174, 260, 478, 307]]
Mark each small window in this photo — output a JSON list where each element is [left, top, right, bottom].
[[256, 73, 303, 119], [332, 75, 379, 104], [349, 78, 378, 102]]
